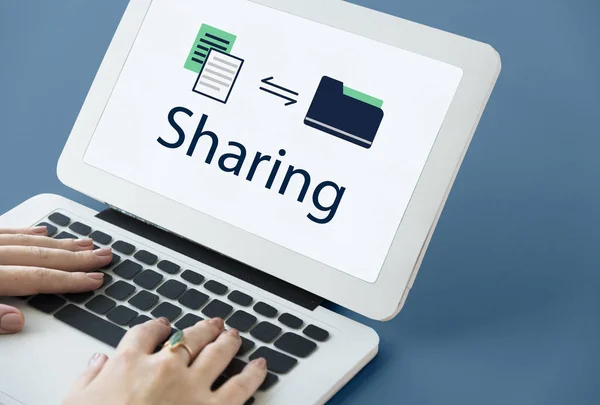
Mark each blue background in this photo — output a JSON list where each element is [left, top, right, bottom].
[[1, 0, 599, 404]]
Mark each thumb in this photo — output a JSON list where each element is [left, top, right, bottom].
[[0, 304, 25, 334], [70, 353, 109, 391]]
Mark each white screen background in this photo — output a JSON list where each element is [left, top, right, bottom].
[[84, 0, 463, 282]]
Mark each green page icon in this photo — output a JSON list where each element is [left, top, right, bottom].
[[184, 24, 237, 73]]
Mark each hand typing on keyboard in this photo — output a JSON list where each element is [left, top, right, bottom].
[[0, 226, 111, 334], [2, 217, 314, 404], [62, 317, 267, 405]]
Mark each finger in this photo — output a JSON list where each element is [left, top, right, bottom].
[[0, 246, 112, 271], [0, 304, 24, 335], [0, 234, 94, 252], [0, 266, 104, 296], [191, 327, 241, 381], [117, 317, 172, 355], [69, 353, 109, 392], [214, 358, 268, 405], [159, 318, 224, 365], [0, 226, 48, 236]]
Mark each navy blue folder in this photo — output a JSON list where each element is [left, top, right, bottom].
[[304, 76, 384, 149]]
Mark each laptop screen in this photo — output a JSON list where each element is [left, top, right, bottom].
[[83, 0, 463, 283]]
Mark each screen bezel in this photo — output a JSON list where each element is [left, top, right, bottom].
[[57, 0, 501, 320]]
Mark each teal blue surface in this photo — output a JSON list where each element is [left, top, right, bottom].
[[1, 1, 599, 404]]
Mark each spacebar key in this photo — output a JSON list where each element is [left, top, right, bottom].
[[55, 304, 127, 348]]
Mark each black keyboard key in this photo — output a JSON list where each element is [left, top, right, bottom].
[[275, 332, 317, 358], [55, 231, 77, 240], [157, 280, 187, 300], [228, 290, 253, 306], [128, 291, 159, 311], [112, 240, 136, 255], [133, 270, 163, 290], [279, 313, 303, 329], [36, 222, 57, 237], [129, 314, 152, 328], [303, 325, 329, 342], [102, 253, 121, 270], [250, 347, 297, 374], [29, 294, 66, 313], [220, 359, 258, 402], [151, 302, 182, 321], [211, 375, 228, 391], [105, 281, 136, 301], [226, 311, 257, 332], [178, 289, 209, 310], [175, 313, 203, 330], [250, 322, 281, 343], [55, 304, 126, 348], [69, 222, 91, 236], [85, 295, 116, 315], [259, 373, 279, 391], [181, 269, 204, 285], [201, 299, 233, 319], [90, 230, 112, 245], [113, 259, 142, 279], [107, 306, 139, 326], [223, 357, 247, 377], [101, 273, 113, 288], [253, 302, 277, 318], [212, 361, 262, 403], [157, 260, 180, 274], [204, 280, 228, 295], [64, 291, 94, 304], [237, 336, 256, 356], [48, 212, 70, 226], [134, 250, 158, 265]]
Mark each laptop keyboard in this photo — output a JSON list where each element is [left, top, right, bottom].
[[25, 211, 331, 401]]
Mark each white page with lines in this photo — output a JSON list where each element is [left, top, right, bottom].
[[193, 49, 243, 103]]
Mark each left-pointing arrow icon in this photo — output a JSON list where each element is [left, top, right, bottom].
[[259, 77, 299, 106]]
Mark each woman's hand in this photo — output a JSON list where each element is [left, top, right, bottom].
[[64, 317, 267, 405], [0, 226, 112, 334]]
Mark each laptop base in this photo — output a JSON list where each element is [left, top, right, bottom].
[[0, 194, 378, 405]]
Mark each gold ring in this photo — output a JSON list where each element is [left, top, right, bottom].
[[162, 330, 193, 359]]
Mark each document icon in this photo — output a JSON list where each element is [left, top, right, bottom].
[[192, 49, 244, 104], [304, 76, 384, 149], [184, 24, 237, 74]]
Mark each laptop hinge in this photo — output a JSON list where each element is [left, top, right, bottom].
[[95, 207, 323, 311]]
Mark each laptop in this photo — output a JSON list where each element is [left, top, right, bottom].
[[0, 0, 500, 404]]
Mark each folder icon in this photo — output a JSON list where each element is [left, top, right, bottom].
[[304, 76, 384, 149]]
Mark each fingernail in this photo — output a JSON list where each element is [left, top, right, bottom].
[[250, 358, 267, 369], [209, 317, 223, 327], [75, 238, 93, 247], [156, 317, 170, 326], [87, 272, 104, 280], [0, 313, 24, 333], [88, 353, 101, 365], [94, 247, 112, 257], [227, 328, 240, 338], [88, 353, 107, 366], [32, 226, 47, 234]]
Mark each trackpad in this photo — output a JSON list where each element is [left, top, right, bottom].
[[0, 390, 26, 405]]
